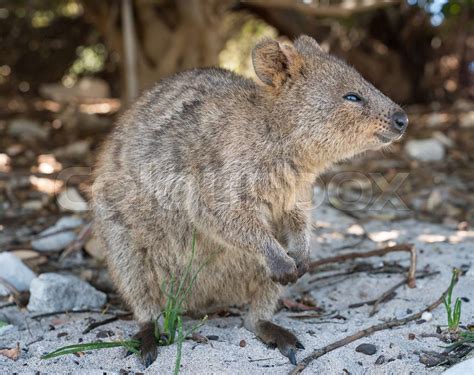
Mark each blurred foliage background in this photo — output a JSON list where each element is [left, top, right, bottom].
[[0, 0, 472, 104]]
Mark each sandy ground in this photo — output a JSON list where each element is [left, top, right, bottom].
[[1, 202, 473, 374]]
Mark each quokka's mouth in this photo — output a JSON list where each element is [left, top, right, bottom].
[[375, 132, 402, 144]]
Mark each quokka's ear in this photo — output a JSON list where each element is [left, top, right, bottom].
[[252, 38, 304, 87], [294, 35, 324, 57]]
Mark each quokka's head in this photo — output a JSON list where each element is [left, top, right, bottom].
[[252, 35, 408, 161]]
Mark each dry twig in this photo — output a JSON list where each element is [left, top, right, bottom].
[[82, 312, 132, 334], [348, 271, 439, 315], [31, 309, 102, 320], [60, 221, 93, 260], [309, 244, 417, 288], [0, 277, 28, 307], [290, 272, 459, 375]]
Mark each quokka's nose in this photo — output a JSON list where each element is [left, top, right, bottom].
[[391, 111, 408, 133]]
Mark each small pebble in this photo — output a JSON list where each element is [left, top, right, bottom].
[[419, 353, 442, 367], [239, 339, 246, 347], [96, 330, 115, 338], [375, 355, 385, 365], [206, 335, 219, 341], [408, 333, 416, 340], [355, 343, 377, 355], [421, 311, 433, 322]]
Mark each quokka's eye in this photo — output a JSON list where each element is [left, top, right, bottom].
[[343, 93, 362, 102]]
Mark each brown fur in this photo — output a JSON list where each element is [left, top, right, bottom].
[[91, 35, 406, 363]]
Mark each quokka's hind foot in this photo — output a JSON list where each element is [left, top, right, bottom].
[[127, 321, 158, 368], [255, 320, 304, 365]]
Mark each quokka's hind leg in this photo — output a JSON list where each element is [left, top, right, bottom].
[[129, 322, 158, 367], [98, 219, 162, 366], [244, 279, 304, 365]]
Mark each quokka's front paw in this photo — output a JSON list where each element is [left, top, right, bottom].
[[292, 254, 310, 278], [268, 254, 298, 285]]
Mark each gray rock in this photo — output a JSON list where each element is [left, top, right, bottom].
[[443, 358, 474, 375], [27, 273, 106, 313], [31, 216, 83, 252], [8, 119, 48, 141], [404, 138, 445, 162], [0, 253, 36, 296], [375, 355, 385, 365], [355, 343, 377, 355]]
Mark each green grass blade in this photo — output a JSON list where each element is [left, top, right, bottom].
[[175, 230, 197, 301], [443, 269, 462, 331], [174, 316, 184, 375], [41, 340, 140, 359], [453, 298, 462, 328], [176, 249, 221, 308]]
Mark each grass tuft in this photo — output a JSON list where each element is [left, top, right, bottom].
[[443, 268, 462, 332], [42, 231, 214, 374]]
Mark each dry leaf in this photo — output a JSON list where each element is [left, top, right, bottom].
[[0, 342, 21, 361], [11, 249, 47, 266], [191, 332, 208, 343], [10, 249, 39, 260], [281, 298, 320, 312]]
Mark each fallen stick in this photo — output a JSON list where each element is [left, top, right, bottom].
[[0, 276, 28, 307], [348, 271, 439, 314], [82, 312, 132, 334], [289, 272, 459, 375], [31, 308, 131, 320], [308, 263, 406, 285], [31, 309, 102, 320], [60, 221, 93, 260], [308, 244, 417, 288]]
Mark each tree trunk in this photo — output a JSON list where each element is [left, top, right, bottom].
[[82, 0, 242, 95]]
